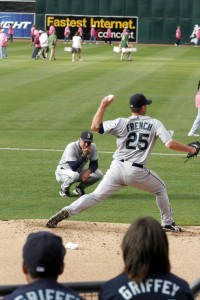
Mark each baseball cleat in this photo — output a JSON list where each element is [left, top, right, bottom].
[[59, 189, 71, 198], [162, 222, 182, 232], [188, 131, 199, 137], [73, 186, 85, 196], [46, 210, 69, 228]]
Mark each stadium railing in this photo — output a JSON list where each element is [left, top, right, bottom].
[[0, 278, 200, 299]]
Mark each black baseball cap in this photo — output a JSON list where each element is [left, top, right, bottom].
[[80, 130, 93, 142], [130, 93, 152, 108], [23, 231, 66, 278]]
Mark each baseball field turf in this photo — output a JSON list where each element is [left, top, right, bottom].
[[0, 40, 199, 225]]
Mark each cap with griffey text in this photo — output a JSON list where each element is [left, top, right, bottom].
[[23, 231, 66, 278], [130, 93, 152, 108], [80, 131, 93, 142]]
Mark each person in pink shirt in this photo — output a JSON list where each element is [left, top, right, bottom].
[[175, 25, 181, 46], [31, 30, 40, 59], [48, 23, 55, 35], [122, 26, 128, 34], [8, 23, 14, 43], [105, 27, 112, 44], [89, 25, 96, 43], [195, 27, 200, 46], [30, 24, 36, 46], [64, 24, 70, 43], [77, 24, 84, 42], [0, 29, 8, 58], [188, 80, 200, 136]]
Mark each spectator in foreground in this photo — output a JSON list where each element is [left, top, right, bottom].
[[3, 231, 84, 300], [99, 216, 194, 300]]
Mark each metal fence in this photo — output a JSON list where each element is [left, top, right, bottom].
[[0, 278, 200, 299]]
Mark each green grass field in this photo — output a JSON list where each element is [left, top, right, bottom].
[[0, 40, 200, 225]]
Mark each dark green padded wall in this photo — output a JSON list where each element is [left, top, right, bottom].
[[36, 0, 200, 44]]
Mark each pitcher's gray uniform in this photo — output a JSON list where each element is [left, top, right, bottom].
[[47, 94, 197, 231]]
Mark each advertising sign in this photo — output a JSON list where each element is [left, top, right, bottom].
[[46, 15, 138, 42], [0, 13, 35, 38]]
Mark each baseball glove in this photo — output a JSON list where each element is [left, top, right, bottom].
[[185, 141, 200, 162]]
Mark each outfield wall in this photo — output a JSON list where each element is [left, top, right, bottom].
[[35, 0, 200, 44]]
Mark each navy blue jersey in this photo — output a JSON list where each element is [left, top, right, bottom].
[[3, 279, 84, 300], [99, 273, 193, 300]]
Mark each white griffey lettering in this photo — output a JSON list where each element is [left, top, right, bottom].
[[145, 279, 153, 292], [38, 290, 45, 300], [55, 291, 65, 300], [118, 286, 132, 300], [154, 279, 163, 292], [14, 296, 25, 300], [65, 294, 77, 300], [171, 283, 180, 296], [128, 281, 141, 295], [138, 282, 146, 293], [45, 289, 55, 300], [26, 291, 38, 300], [162, 280, 172, 295]]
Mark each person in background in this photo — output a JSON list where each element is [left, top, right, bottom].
[[122, 26, 128, 35], [53, 130, 103, 198], [175, 25, 181, 46], [119, 30, 132, 61], [30, 24, 36, 46], [64, 24, 70, 43], [195, 27, 200, 46], [48, 22, 55, 35], [31, 30, 40, 59], [48, 30, 57, 61], [0, 29, 8, 59], [99, 216, 194, 300], [36, 30, 49, 59], [71, 31, 83, 62], [3, 231, 84, 300], [105, 27, 112, 45], [8, 23, 14, 43], [89, 25, 96, 43], [188, 80, 200, 136], [78, 24, 84, 42]]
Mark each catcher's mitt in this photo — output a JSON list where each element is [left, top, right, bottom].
[[185, 141, 200, 162]]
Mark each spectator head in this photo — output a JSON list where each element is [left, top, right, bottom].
[[122, 216, 170, 282], [23, 231, 66, 279]]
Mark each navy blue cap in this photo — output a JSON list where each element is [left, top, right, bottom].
[[23, 231, 66, 278], [80, 131, 93, 142], [130, 93, 152, 108]]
